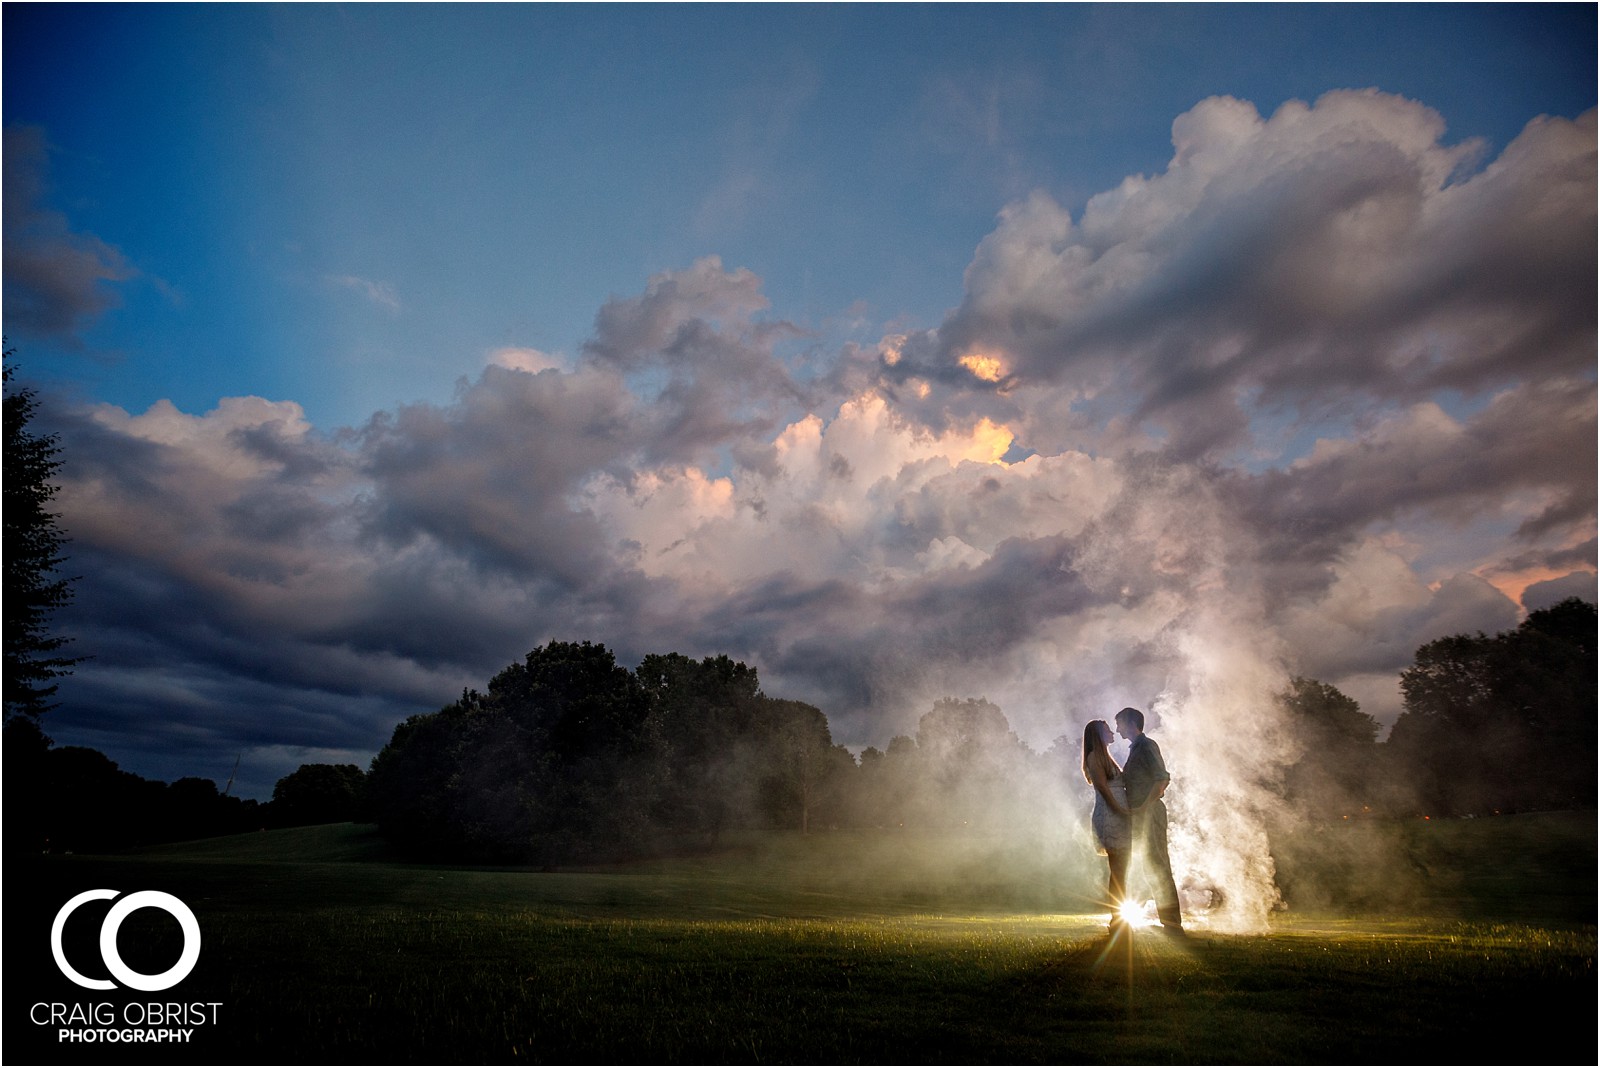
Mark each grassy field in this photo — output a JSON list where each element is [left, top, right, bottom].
[[5, 813, 1594, 1064]]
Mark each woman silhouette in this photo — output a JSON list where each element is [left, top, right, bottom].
[[1082, 719, 1132, 930]]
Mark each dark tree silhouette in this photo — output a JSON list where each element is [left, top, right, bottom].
[[271, 763, 368, 826], [5, 745, 261, 854], [756, 698, 849, 834], [1389, 598, 1596, 813], [368, 641, 654, 863], [3, 355, 82, 722], [367, 701, 479, 858], [637, 652, 763, 842], [369, 643, 865, 861]]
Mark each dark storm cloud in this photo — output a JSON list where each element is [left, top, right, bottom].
[[758, 536, 1109, 740], [1499, 539, 1600, 582], [48, 531, 434, 799], [354, 365, 635, 584], [584, 257, 771, 369], [1233, 377, 1596, 583], [665, 453, 1260, 744], [1, 127, 134, 342], [1523, 571, 1600, 611]]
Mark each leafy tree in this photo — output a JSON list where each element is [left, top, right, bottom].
[[1519, 596, 1596, 658], [4, 746, 260, 853], [1389, 599, 1596, 813], [1390, 631, 1522, 814], [636, 653, 852, 837], [160, 776, 261, 841], [270, 763, 368, 827], [489, 640, 653, 857], [3, 355, 82, 721], [1275, 677, 1378, 814], [916, 698, 1017, 761], [368, 641, 653, 863], [369, 642, 866, 859], [871, 734, 921, 828], [367, 700, 486, 858], [1487, 598, 1596, 809], [637, 652, 762, 840], [848, 744, 886, 826], [490, 639, 652, 763], [913, 697, 1036, 830], [755, 698, 847, 833]]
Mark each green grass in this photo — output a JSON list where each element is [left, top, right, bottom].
[[5, 814, 1594, 1064]]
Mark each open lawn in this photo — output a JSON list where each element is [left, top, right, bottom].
[[5, 813, 1594, 1064]]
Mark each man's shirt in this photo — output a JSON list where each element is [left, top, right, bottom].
[[1122, 734, 1171, 809]]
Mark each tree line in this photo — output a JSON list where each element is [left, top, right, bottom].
[[3, 721, 370, 853], [362, 597, 1592, 864], [13, 598, 1588, 858], [366, 643, 856, 863], [1253, 597, 1595, 821]]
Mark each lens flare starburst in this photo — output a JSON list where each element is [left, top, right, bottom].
[[1116, 899, 1159, 929]]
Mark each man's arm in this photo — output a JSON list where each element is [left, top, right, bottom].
[[1145, 738, 1172, 800], [1125, 737, 1171, 809]]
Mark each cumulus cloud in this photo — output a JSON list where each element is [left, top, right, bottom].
[[893, 91, 1596, 459], [582, 256, 808, 464], [2, 126, 135, 341], [40, 91, 1595, 875]]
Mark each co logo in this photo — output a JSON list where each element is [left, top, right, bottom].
[[51, 890, 201, 992]]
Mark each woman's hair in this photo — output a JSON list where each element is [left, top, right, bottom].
[[1082, 720, 1114, 784]]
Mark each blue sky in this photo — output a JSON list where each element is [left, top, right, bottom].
[[8, 4, 1592, 426], [4, 4, 1595, 799]]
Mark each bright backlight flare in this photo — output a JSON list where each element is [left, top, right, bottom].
[[1117, 899, 1158, 928]]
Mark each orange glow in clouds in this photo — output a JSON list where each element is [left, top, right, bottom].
[[963, 417, 1014, 464], [879, 334, 906, 367], [959, 352, 1006, 383], [1483, 563, 1597, 609]]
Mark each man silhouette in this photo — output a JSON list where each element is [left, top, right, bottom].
[[1115, 706, 1183, 931]]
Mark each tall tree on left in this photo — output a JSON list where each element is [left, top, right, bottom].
[[3, 353, 82, 724]]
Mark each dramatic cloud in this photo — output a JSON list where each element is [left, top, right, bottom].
[[2, 126, 135, 341], [38, 92, 1596, 835], [882, 91, 1595, 458]]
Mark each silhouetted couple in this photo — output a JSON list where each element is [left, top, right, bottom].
[[1081, 706, 1182, 933]]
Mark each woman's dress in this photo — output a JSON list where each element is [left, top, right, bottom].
[[1092, 772, 1132, 854]]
